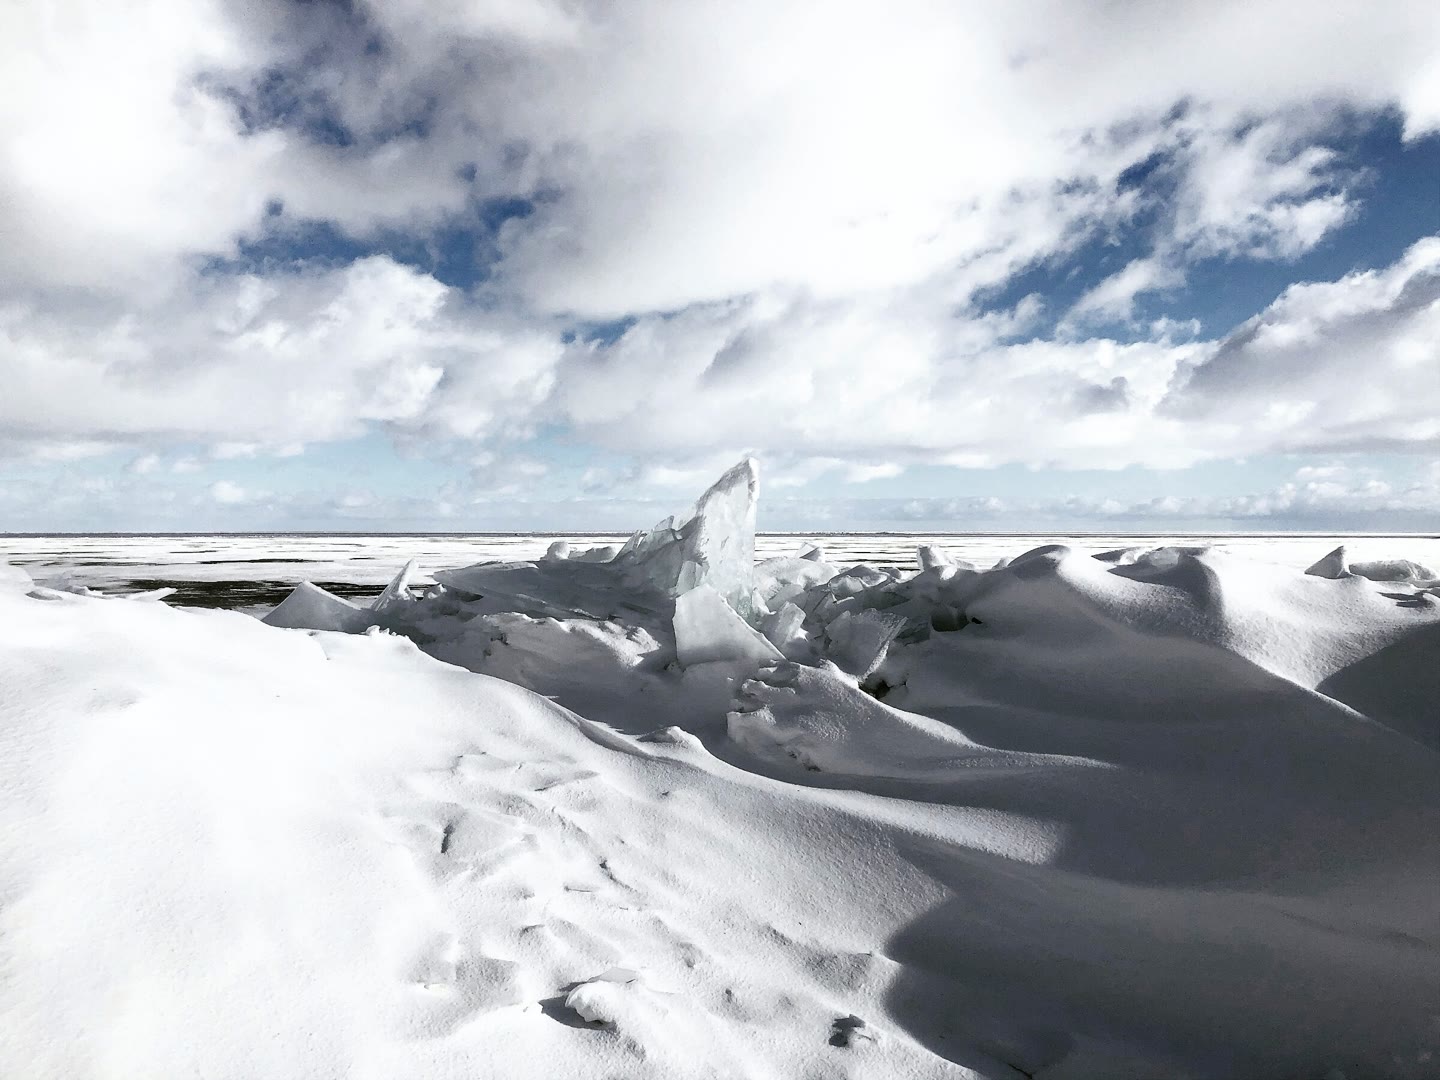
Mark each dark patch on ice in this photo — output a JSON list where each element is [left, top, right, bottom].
[[114, 579, 380, 609], [193, 558, 313, 564]]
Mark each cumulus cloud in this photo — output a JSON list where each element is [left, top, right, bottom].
[[0, 257, 561, 451], [1164, 236, 1440, 453], [208, 480, 251, 505], [1066, 257, 1186, 327], [2, 0, 1439, 518], [5, 235, 1433, 479], [551, 289, 1206, 467], [468, 1, 1439, 316], [7, 1, 1437, 307], [538, 234, 1437, 470]]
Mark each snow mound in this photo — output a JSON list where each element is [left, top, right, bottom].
[[4, 463, 1440, 1079]]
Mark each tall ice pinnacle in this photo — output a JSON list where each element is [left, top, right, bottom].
[[674, 457, 759, 607], [616, 457, 760, 614]]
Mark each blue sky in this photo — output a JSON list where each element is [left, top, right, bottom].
[[1, 2, 1437, 533]]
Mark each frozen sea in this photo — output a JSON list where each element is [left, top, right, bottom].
[[4, 531, 1437, 611]]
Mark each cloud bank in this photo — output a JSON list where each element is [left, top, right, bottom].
[[1, 0, 1437, 522]]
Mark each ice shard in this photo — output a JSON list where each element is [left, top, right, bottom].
[[1305, 546, 1349, 579], [371, 559, 420, 616], [673, 585, 783, 667], [616, 457, 760, 615], [823, 609, 907, 680]]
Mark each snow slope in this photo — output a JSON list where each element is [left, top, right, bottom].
[[2, 465, 1438, 1079]]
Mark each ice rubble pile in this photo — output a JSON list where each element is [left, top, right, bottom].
[[261, 457, 979, 685], [264, 459, 1440, 689]]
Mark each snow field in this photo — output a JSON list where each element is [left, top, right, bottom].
[[2, 462, 1438, 1078]]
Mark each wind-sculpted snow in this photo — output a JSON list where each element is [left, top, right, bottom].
[[3, 462, 1439, 1079]]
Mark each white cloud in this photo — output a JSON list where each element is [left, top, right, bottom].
[[1166, 117, 1358, 261], [7, 1, 1436, 311], [207, 480, 250, 504], [845, 463, 904, 484], [1066, 256, 1186, 326], [0, 256, 562, 451], [467, 453, 551, 498], [2, 1, 1439, 503], [550, 289, 1209, 468], [537, 235, 1439, 471], [1164, 236, 1440, 454]]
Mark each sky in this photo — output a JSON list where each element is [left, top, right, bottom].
[[1, 1, 1438, 533]]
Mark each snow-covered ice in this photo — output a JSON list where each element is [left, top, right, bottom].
[[2, 461, 1439, 1079]]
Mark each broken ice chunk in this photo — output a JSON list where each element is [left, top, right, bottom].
[[571, 544, 621, 563], [1305, 546, 1349, 579], [263, 582, 374, 633], [676, 457, 758, 607], [545, 541, 571, 561], [615, 458, 760, 615], [916, 545, 954, 571], [125, 587, 177, 602], [673, 585, 782, 667], [371, 559, 419, 615], [752, 555, 837, 614], [760, 601, 810, 660], [823, 609, 907, 680]]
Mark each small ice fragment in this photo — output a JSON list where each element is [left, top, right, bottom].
[[545, 540, 571, 561], [595, 966, 642, 984], [1306, 546, 1349, 579], [126, 587, 176, 602], [917, 545, 954, 571], [263, 582, 373, 633], [799, 543, 826, 562], [673, 585, 783, 667], [371, 559, 419, 614]]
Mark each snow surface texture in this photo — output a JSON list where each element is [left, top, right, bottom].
[[3, 461, 1440, 1079]]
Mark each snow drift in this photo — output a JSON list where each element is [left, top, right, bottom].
[[2, 461, 1438, 1080]]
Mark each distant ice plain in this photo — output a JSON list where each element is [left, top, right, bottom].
[[4, 532, 1437, 604]]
